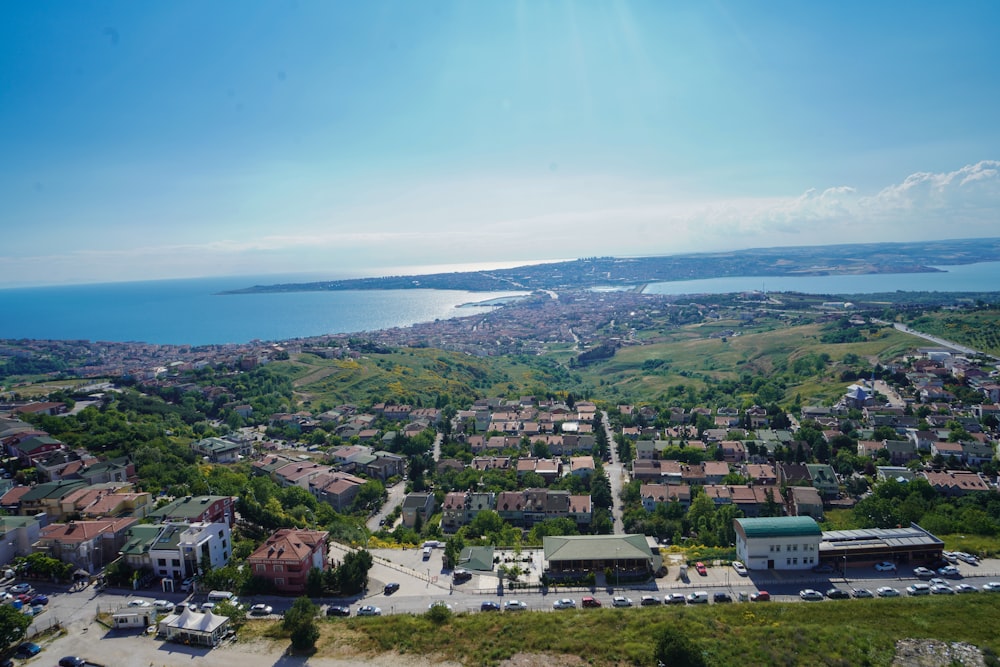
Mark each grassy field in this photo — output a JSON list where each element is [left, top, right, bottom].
[[242, 595, 1000, 666]]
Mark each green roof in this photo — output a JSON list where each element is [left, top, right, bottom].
[[147, 495, 228, 520], [119, 524, 165, 556], [543, 534, 653, 562], [736, 517, 821, 538], [458, 546, 495, 572]]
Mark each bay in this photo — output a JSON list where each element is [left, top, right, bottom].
[[642, 261, 1000, 296], [0, 275, 527, 346]]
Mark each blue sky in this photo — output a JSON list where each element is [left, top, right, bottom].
[[3, 1, 1000, 287]]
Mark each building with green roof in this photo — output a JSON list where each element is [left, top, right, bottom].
[[542, 534, 658, 580], [734, 517, 822, 571]]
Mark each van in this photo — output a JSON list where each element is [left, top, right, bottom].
[[453, 569, 471, 582], [686, 591, 709, 604], [422, 547, 432, 560], [207, 590, 236, 603]]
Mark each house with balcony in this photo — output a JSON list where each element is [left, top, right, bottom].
[[34, 517, 137, 574], [401, 492, 435, 528], [146, 495, 235, 527], [247, 528, 328, 595]]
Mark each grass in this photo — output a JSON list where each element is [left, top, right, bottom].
[[240, 595, 1000, 666], [939, 534, 1000, 558]]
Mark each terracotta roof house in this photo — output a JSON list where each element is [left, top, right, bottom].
[[639, 483, 691, 511], [247, 528, 328, 595], [922, 470, 991, 496], [35, 516, 138, 574]]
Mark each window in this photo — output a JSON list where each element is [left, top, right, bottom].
[[792, 558, 798, 565], [786, 558, 791, 566], [172, 559, 180, 567], [255, 564, 265, 573], [791, 544, 797, 551], [157, 558, 166, 566], [274, 564, 283, 573], [275, 578, 284, 586]]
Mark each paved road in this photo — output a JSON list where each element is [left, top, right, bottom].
[[601, 411, 626, 535], [875, 319, 997, 359]]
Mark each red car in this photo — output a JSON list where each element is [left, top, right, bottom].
[[750, 591, 771, 602], [581, 596, 602, 608], [695, 562, 707, 576]]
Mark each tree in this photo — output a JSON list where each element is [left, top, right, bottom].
[[283, 596, 319, 654], [0, 604, 31, 653], [654, 626, 706, 667]]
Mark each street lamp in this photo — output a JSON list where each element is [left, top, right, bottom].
[[616, 547, 620, 589], [843, 555, 848, 579]]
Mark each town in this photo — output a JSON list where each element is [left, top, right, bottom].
[[1, 297, 1000, 666]]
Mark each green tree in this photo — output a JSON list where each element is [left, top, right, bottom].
[[0, 604, 31, 653], [654, 626, 706, 667], [283, 596, 319, 654]]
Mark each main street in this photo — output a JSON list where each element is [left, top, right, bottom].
[[601, 411, 626, 535]]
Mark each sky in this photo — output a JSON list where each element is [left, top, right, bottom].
[[3, 1, 1000, 288]]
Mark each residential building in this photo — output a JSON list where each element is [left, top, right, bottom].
[[191, 437, 251, 464], [639, 484, 691, 511], [34, 516, 138, 574], [146, 495, 235, 527], [247, 528, 328, 595], [401, 492, 435, 528], [0, 515, 43, 564]]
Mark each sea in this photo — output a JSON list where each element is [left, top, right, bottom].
[[1, 262, 998, 346]]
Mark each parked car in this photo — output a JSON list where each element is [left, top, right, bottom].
[[930, 583, 955, 595], [480, 601, 501, 612], [200, 602, 216, 612], [612, 596, 633, 608], [383, 582, 400, 595], [28, 594, 48, 606], [428, 601, 453, 611], [713, 592, 733, 603], [799, 589, 824, 601], [581, 596, 602, 608], [955, 552, 979, 565], [694, 562, 707, 576], [942, 551, 958, 563], [874, 561, 896, 572], [983, 582, 1000, 592], [686, 591, 710, 604], [58, 658, 85, 667], [326, 605, 351, 617], [640, 595, 661, 606], [906, 583, 931, 596], [504, 599, 528, 611], [452, 569, 472, 583], [876, 586, 901, 598], [749, 591, 770, 602], [664, 593, 687, 605], [954, 584, 979, 594], [152, 599, 174, 613], [937, 565, 961, 578], [825, 588, 850, 600], [249, 603, 273, 616], [14, 643, 41, 658], [180, 576, 195, 592], [851, 588, 874, 599], [357, 605, 382, 616], [913, 567, 935, 579], [732, 561, 747, 576], [9, 584, 31, 595], [553, 598, 576, 610]]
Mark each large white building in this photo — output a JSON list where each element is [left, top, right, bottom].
[[147, 521, 232, 581], [734, 516, 822, 571]]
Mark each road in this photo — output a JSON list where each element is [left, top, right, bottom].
[[875, 319, 997, 359], [601, 411, 626, 535]]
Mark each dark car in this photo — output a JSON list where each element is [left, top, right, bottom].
[[326, 605, 351, 617], [383, 582, 400, 595], [14, 643, 40, 658], [29, 594, 48, 606], [480, 601, 501, 612], [825, 588, 850, 600], [712, 592, 733, 603], [58, 659, 86, 667]]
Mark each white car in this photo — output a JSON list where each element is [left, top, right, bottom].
[[930, 583, 955, 595], [9, 584, 31, 595], [356, 605, 382, 616], [611, 596, 632, 608], [906, 583, 931, 596], [982, 582, 1000, 592], [937, 565, 961, 578], [731, 561, 748, 576], [200, 601, 216, 611], [954, 584, 979, 594], [249, 603, 273, 616], [152, 600, 174, 613], [428, 601, 453, 611], [874, 561, 896, 572], [553, 598, 576, 610], [504, 600, 528, 611], [876, 586, 900, 598], [955, 552, 979, 565], [127, 599, 152, 608]]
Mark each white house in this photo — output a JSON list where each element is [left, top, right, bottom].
[[734, 516, 822, 571], [148, 521, 232, 581]]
